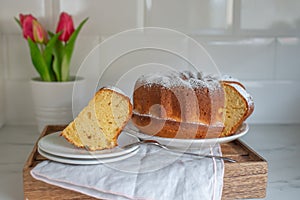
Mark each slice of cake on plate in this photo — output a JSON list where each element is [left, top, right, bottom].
[[61, 87, 132, 151]]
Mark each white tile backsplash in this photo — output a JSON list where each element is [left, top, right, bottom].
[[240, 0, 300, 35], [69, 35, 101, 76], [196, 37, 276, 80], [5, 80, 35, 125], [276, 38, 300, 80], [100, 48, 190, 96], [6, 35, 38, 80], [1, 0, 300, 125], [0, 0, 50, 34], [88, 31, 190, 97], [0, 35, 4, 127], [145, 0, 233, 34], [244, 81, 300, 124], [57, 0, 139, 35]]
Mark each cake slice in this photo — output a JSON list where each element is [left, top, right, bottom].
[[221, 82, 254, 136], [61, 87, 132, 151]]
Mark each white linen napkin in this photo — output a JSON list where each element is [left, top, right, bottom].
[[31, 144, 224, 200]]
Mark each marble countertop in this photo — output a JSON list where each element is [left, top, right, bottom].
[[0, 124, 299, 200]]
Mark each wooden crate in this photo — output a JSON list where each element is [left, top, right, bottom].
[[23, 125, 268, 200]]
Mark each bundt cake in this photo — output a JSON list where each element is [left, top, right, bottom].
[[61, 87, 132, 151], [132, 71, 253, 139]]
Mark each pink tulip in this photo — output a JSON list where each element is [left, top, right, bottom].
[[32, 20, 48, 44], [19, 14, 36, 41], [56, 12, 75, 42]]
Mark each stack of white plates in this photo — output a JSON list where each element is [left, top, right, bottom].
[[125, 122, 249, 149], [38, 123, 249, 165], [38, 131, 140, 165]]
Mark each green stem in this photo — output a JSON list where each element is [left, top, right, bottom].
[[61, 58, 70, 81]]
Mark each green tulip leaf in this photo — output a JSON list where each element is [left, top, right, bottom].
[[61, 18, 88, 81], [52, 42, 64, 81], [28, 38, 54, 81], [14, 17, 22, 29], [45, 32, 63, 81], [43, 32, 61, 80], [21, 17, 88, 82]]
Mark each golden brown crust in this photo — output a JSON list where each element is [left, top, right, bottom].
[[132, 72, 226, 139], [132, 114, 224, 139], [222, 80, 246, 89], [62, 134, 85, 149], [133, 72, 254, 139], [60, 122, 84, 148], [133, 84, 225, 125]]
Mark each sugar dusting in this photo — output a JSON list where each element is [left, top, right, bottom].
[[228, 83, 254, 107], [136, 70, 253, 106], [221, 75, 240, 83], [221, 75, 253, 106], [102, 86, 126, 96], [137, 70, 221, 91]]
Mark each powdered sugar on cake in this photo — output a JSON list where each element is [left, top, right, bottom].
[[228, 83, 254, 108], [221, 75, 240, 83], [137, 70, 222, 91], [103, 86, 126, 96]]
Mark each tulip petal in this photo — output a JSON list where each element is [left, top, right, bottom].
[[33, 20, 47, 43], [20, 14, 37, 41], [56, 12, 75, 42]]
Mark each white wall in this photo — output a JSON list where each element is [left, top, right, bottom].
[[0, 34, 4, 127], [0, 0, 300, 126]]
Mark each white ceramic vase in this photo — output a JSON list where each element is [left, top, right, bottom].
[[30, 77, 86, 132]]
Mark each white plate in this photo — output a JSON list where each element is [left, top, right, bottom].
[[38, 147, 139, 165], [38, 131, 140, 159], [125, 123, 249, 149]]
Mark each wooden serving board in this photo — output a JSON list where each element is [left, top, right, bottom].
[[23, 125, 268, 200]]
